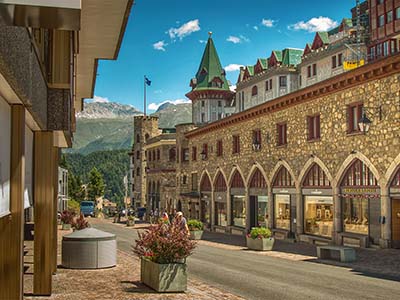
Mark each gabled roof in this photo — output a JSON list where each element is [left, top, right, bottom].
[[245, 65, 254, 76], [282, 48, 303, 66], [303, 43, 312, 55], [317, 32, 330, 44], [312, 32, 330, 50], [258, 58, 268, 69], [189, 36, 230, 91], [272, 50, 283, 62]]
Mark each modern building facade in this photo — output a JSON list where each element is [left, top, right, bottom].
[[0, 1, 132, 298]]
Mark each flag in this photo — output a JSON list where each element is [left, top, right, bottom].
[[145, 76, 151, 86]]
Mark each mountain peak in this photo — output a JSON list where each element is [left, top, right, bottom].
[[77, 102, 142, 119]]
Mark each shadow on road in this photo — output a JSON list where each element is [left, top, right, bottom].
[[121, 280, 159, 294]]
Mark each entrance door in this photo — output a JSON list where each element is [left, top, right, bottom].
[[249, 196, 257, 229], [392, 198, 400, 248]]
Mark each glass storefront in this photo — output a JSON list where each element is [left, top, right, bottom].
[[304, 196, 333, 238], [274, 194, 290, 230], [231, 195, 246, 228], [215, 202, 227, 226], [257, 196, 268, 227], [343, 197, 369, 235]]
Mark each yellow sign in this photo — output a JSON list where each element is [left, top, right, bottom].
[[342, 188, 378, 194], [343, 59, 365, 70]]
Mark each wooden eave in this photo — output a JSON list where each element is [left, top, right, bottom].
[[185, 53, 400, 139]]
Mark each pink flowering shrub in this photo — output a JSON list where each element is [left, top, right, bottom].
[[133, 220, 196, 264], [61, 210, 75, 225], [72, 213, 89, 230]]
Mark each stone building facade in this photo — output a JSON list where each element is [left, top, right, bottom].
[[186, 54, 400, 248]]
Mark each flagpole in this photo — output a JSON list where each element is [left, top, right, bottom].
[[144, 75, 146, 116]]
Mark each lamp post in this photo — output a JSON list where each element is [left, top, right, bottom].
[[200, 150, 206, 160], [358, 111, 372, 133]]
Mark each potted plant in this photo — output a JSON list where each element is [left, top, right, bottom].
[[246, 227, 275, 251], [133, 220, 196, 292], [127, 215, 135, 227], [187, 219, 204, 240], [72, 213, 90, 231], [61, 210, 74, 230]]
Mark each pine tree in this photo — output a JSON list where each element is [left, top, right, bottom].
[[87, 167, 105, 201]]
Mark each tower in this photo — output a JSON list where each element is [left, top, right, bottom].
[[186, 33, 234, 125]]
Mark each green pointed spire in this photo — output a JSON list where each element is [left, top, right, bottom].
[[190, 34, 230, 91]]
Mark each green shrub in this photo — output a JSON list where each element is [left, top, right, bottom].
[[68, 199, 80, 215], [187, 219, 204, 231], [248, 227, 272, 239]]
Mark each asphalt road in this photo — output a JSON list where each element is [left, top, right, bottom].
[[91, 221, 400, 300]]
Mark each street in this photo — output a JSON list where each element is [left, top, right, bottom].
[[91, 220, 400, 300]]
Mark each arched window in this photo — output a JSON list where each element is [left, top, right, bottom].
[[251, 85, 258, 96], [230, 170, 245, 188], [273, 166, 294, 187], [341, 159, 378, 187], [302, 163, 330, 187], [249, 168, 267, 188], [391, 168, 400, 187], [200, 174, 212, 191], [214, 172, 227, 192]]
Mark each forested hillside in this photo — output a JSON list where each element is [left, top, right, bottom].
[[63, 149, 130, 203]]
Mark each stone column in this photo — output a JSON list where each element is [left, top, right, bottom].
[[296, 187, 303, 237], [226, 188, 232, 229], [333, 185, 342, 245], [380, 186, 391, 248], [211, 191, 215, 229], [267, 187, 274, 229], [245, 188, 250, 232]]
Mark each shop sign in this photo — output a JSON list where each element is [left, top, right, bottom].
[[342, 188, 379, 194], [311, 189, 322, 195]]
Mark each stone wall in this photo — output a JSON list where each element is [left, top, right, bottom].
[[183, 58, 400, 246]]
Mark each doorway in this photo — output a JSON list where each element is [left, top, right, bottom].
[[391, 198, 400, 248]]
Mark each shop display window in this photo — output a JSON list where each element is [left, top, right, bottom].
[[231, 195, 246, 228], [304, 196, 333, 238], [343, 197, 369, 235], [274, 194, 290, 230], [257, 196, 268, 227], [215, 202, 227, 226]]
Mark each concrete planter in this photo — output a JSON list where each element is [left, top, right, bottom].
[[140, 258, 187, 292], [62, 223, 71, 230], [246, 237, 275, 251], [189, 230, 203, 240]]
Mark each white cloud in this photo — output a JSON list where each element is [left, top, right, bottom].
[[288, 16, 338, 32], [226, 36, 241, 44], [253, 25, 259, 31], [229, 85, 237, 92], [224, 64, 244, 72], [153, 40, 167, 51], [226, 35, 249, 44], [167, 19, 200, 40], [148, 99, 191, 111], [261, 19, 275, 27], [199, 39, 207, 44], [91, 95, 110, 103]]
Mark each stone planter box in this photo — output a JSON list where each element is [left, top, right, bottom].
[[140, 258, 187, 292], [246, 237, 275, 251], [189, 230, 203, 240], [62, 223, 71, 230]]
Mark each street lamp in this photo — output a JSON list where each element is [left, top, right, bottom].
[[358, 111, 372, 133], [200, 150, 207, 160]]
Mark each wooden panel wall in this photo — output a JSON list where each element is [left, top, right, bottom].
[[0, 105, 25, 300], [50, 30, 71, 88], [33, 132, 55, 296]]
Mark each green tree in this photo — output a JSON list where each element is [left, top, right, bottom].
[[68, 173, 85, 203], [87, 167, 105, 201]]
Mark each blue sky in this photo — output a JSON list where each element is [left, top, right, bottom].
[[92, 0, 357, 112]]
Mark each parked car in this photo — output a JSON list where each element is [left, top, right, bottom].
[[80, 201, 95, 217]]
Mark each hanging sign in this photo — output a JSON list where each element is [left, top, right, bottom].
[[343, 59, 365, 70]]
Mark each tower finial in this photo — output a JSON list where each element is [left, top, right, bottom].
[[208, 31, 213, 38]]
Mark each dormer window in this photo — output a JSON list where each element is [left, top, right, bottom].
[[200, 67, 208, 75]]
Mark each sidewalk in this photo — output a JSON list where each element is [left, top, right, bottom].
[[23, 226, 244, 300], [198, 230, 400, 280]]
